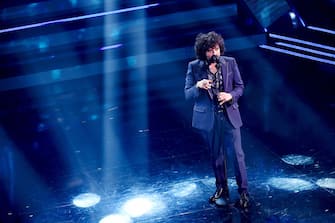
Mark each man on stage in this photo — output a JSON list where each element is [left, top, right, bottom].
[[184, 31, 249, 208]]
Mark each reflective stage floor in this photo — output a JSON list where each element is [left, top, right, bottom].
[[1, 1, 335, 223], [1, 73, 335, 222], [1, 113, 335, 223]]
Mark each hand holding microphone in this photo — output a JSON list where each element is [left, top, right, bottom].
[[218, 92, 232, 105], [196, 79, 212, 90], [196, 56, 221, 91], [207, 55, 221, 74]]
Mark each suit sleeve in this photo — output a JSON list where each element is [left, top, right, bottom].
[[229, 58, 244, 104], [184, 62, 200, 100]]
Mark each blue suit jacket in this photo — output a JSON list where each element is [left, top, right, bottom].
[[185, 56, 244, 131]]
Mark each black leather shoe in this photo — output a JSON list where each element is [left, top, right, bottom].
[[209, 188, 229, 206], [238, 191, 250, 209]]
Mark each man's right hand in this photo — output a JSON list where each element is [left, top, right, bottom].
[[196, 79, 212, 90]]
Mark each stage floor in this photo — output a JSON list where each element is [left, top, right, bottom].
[[1, 1, 335, 222]]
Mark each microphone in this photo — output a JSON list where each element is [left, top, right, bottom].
[[206, 55, 221, 69], [207, 55, 220, 64]]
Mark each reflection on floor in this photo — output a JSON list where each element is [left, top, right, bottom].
[[1, 117, 335, 222], [1, 0, 335, 223]]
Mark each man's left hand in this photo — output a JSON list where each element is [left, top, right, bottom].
[[218, 92, 232, 105]]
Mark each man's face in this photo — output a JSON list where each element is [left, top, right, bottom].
[[206, 44, 220, 60]]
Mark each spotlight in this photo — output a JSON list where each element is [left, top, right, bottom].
[[170, 182, 197, 197], [51, 69, 61, 80], [288, 11, 298, 28], [122, 197, 153, 218], [99, 214, 132, 223], [289, 12, 296, 20], [281, 154, 314, 166], [69, 0, 78, 7], [72, 193, 101, 208], [266, 177, 316, 192], [121, 195, 165, 218], [316, 178, 335, 190]]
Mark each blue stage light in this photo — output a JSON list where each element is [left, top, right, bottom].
[[307, 26, 335, 35], [281, 154, 314, 166], [72, 193, 101, 208], [316, 178, 335, 190], [90, 114, 98, 121], [266, 177, 316, 192], [122, 197, 154, 217], [269, 33, 335, 51], [51, 69, 61, 80], [170, 182, 197, 197], [289, 12, 296, 20], [99, 214, 132, 223], [100, 44, 122, 51], [0, 3, 159, 34], [259, 44, 335, 65], [38, 40, 49, 52], [120, 194, 166, 218], [126, 56, 137, 68], [275, 42, 335, 58], [69, 0, 78, 7]]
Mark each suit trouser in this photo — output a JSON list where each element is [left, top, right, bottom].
[[203, 111, 248, 194]]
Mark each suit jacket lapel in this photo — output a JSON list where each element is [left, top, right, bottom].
[[198, 60, 208, 79], [220, 57, 229, 91], [197, 60, 213, 99]]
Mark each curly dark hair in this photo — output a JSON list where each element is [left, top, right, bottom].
[[194, 31, 225, 61]]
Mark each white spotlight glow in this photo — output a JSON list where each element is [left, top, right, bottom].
[[72, 193, 101, 208], [307, 26, 335, 35], [0, 3, 159, 34], [266, 177, 316, 192], [99, 214, 132, 223], [259, 44, 335, 65], [316, 178, 335, 190], [281, 154, 314, 166], [275, 42, 335, 58], [289, 12, 296, 19], [170, 182, 197, 197], [100, 43, 123, 51], [268, 33, 335, 51], [122, 197, 153, 217]]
